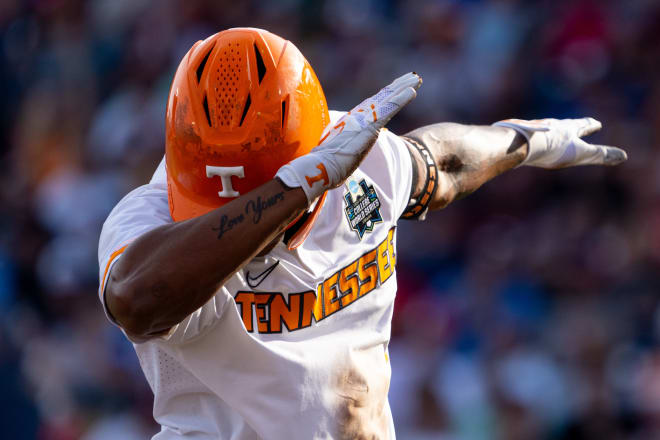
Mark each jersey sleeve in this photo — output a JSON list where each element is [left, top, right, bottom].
[[374, 128, 414, 220], [97, 157, 171, 322]]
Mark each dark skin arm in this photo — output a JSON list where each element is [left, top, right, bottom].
[[404, 124, 528, 209], [105, 178, 307, 341]]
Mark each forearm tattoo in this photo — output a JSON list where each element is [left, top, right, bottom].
[[212, 191, 286, 239]]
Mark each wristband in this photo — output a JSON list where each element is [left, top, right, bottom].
[[401, 137, 438, 221]]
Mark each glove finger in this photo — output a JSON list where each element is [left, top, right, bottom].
[[348, 73, 421, 128], [575, 117, 602, 137], [595, 144, 628, 165], [356, 72, 421, 112], [387, 72, 423, 92], [494, 119, 550, 132], [574, 139, 628, 166], [374, 86, 418, 128]]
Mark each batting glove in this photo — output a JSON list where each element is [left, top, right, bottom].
[[493, 118, 627, 169], [276, 72, 422, 203]]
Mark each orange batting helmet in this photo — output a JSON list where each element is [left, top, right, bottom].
[[165, 28, 329, 242]]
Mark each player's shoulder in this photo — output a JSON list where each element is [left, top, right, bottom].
[[99, 176, 172, 249]]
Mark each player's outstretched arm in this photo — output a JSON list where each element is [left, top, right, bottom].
[[105, 73, 421, 341], [404, 117, 627, 211]]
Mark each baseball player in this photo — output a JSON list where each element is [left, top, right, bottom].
[[98, 28, 627, 439]]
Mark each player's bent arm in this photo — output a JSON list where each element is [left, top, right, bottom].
[[404, 123, 528, 210], [105, 179, 307, 340], [106, 73, 422, 341]]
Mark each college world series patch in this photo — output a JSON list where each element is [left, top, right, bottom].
[[343, 178, 383, 239]]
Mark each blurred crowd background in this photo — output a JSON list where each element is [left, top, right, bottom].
[[1, 0, 659, 438]]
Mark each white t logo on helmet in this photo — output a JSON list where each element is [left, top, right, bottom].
[[206, 165, 245, 198]]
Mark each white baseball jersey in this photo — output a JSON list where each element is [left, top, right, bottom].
[[98, 112, 413, 439]]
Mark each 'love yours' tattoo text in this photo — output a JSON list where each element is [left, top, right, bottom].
[[213, 191, 285, 239]]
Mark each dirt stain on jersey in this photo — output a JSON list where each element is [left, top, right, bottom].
[[332, 348, 391, 440]]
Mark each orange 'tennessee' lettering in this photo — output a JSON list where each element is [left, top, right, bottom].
[[339, 262, 359, 307], [358, 249, 378, 297]]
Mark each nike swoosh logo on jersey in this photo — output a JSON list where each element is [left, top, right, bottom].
[[246, 260, 280, 289]]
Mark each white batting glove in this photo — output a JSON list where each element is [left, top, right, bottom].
[[493, 118, 627, 169], [276, 72, 422, 203]]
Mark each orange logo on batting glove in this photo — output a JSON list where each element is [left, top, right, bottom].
[[317, 121, 346, 146], [305, 163, 329, 188]]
